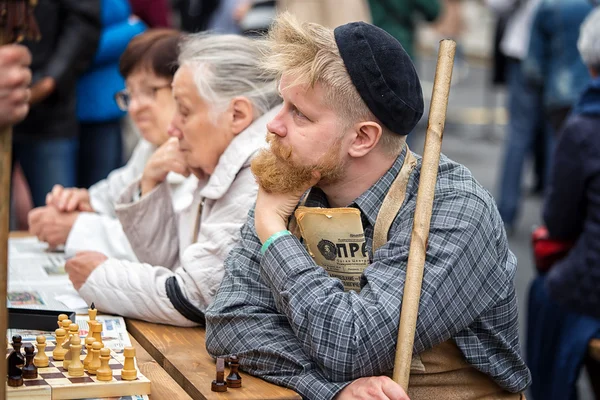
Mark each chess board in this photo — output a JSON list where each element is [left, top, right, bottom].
[[6, 340, 151, 400]]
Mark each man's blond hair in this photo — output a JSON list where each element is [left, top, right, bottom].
[[263, 13, 405, 156]]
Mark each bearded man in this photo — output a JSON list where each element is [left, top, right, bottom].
[[205, 14, 531, 400]]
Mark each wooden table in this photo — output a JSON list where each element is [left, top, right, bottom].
[[130, 335, 192, 400], [127, 319, 301, 400]]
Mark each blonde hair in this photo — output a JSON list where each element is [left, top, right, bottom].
[[263, 13, 405, 155]]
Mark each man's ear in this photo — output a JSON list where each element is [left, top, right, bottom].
[[229, 97, 254, 135], [348, 121, 383, 158]]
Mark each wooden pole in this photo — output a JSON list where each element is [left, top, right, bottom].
[[0, 124, 11, 400], [392, 39, 456, 390]]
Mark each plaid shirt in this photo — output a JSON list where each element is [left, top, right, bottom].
[[205, 148, 532, 399]]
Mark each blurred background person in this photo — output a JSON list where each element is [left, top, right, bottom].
[[367, 0, 440, 61], [129, 0, 173, 28], [28, 30, 183, 260], [486, 0, 544, 233], [523, 0, 594, 136], [12, 0, 101, 211], [0, 45, 32, 128], [175, 0, 220, 32], [527, 9, 600, 399], [278, 0, 372, 27], [76, 0, 147, 189]]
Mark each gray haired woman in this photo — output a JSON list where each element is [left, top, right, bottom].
[[65, 33, 281, 326]]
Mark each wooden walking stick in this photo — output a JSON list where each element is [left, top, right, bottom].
[[0, 0, 39, 396], [392, 39, 456, 390]]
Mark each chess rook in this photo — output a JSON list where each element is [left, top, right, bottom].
[[22, 343, 38, 379], [121, 346, 138, 380], [53, 328, 68, 361], [68, 335, 84, 377], [96, 348, 113, 381], [226, 355, 242, 388], [33, 335, 49, 367], [211, 357, 227, 392]]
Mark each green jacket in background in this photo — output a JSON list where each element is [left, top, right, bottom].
[[368, 0, 441, 59]]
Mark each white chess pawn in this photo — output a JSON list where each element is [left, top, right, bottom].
[[87, 342, 102, 375], [33, 335, 49, 368], [67, 335, 84, 377], [53, 328, 68, 361], [62, 323, 79, 370], [96, 348, 113, 381], [83, 337, 95, 370], [120, 346, 137, 380]]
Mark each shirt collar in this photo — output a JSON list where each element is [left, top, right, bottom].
[[304, 144, 407, 227]]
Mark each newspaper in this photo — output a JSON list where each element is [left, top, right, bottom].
[[295, 206, 370, 292], [8, 237, 88, 312]]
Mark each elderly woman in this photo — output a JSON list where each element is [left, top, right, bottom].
[[65, 33, 281, 326], [28, 29, 186, 261], [527, 8, 600, 399]]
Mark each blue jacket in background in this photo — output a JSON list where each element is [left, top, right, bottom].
[[77, 0, 146, 123], [523, 0, 593, 111], [543, 77, 600, 317]]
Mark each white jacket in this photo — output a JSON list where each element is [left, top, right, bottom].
[[486, 0, 541, 60], [78, 106, 279, 327], [65, 140, 190, 261]]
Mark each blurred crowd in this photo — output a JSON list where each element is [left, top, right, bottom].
[[3, 0, 600, 398]]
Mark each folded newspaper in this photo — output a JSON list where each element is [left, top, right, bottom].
[[294, 206, 369, 292]]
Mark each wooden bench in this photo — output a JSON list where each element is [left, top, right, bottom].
[[126, 319, 301, 400]]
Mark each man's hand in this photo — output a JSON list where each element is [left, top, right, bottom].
[[336, 377, 410, 400], [28, 206, 79, 249], [141, 137, 190, 195], [46, 184, 94, 212], [254, 172, 320, 244], [29, 76, 56, 105], [0, 44, 31, 127], [65, 251, 108, 290]]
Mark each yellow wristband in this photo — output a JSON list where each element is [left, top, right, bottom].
[[261, 230, 292, 255]]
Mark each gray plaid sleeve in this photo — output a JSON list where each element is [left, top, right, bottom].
[[206, 209, 350, 400]]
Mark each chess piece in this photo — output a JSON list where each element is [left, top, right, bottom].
[[57, 313, 68, 328], [53, 328, 68, 361], [34, 335, 49, 367], [62, 323, 79, 370], [61, 318, 72, 331], [91, 320, 103, 346], [211, 357, 227, 392], [87, 341, 102, 375], [87, 303, 97, 340], [96, 348, 113, 381], [7, 335, 25, 387], [83, 337, 95, 370], [120, 346, 138, 380], [226, 355, 242, 388], [68, 335, 84, 377], [22, 344, 38, 379]]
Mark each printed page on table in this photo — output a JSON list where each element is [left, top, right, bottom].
[[7, 237, 89, 312]]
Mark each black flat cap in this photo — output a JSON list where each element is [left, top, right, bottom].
[[334, 22, 424, 135]]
